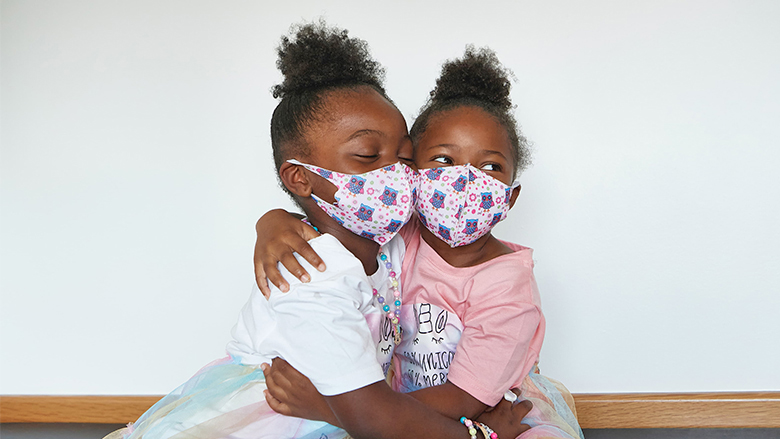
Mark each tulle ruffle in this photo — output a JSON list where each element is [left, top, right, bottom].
[[516, 367, 584, 439], [120, 356, 348, 439]]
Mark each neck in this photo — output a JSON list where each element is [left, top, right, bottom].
[[306, 206, 380, 275], [419, 223, 507, 268]]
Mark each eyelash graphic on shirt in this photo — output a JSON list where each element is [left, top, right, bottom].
[[431, 336, 444, 344], [380, 345, 391, 354]]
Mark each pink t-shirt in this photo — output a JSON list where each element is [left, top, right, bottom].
[[392, 221, 545, 406]]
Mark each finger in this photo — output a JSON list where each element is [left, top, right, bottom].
[[263, 363, 277, 390], [293, 242, 326, 273], [514, 399, 533, 416], [298, 221, 321, 241], [272, 357, 290, 368], [279, 250, 311, 284], [265, 370, 289, 401], [264, 389, 292, 416], [264, 258, 290, 293], [255, 265, 272, 299], [292, 232, 326, 271], [270, 358, 294, 388]]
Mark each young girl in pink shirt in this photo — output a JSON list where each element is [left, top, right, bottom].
[[255, 47, 583, 439]]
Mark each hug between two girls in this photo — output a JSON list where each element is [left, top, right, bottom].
[[108, 20, 584, 439]]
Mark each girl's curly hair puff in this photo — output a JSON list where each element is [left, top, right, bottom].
[[270, 20, 389, 172], [411, 46, 531, 178]]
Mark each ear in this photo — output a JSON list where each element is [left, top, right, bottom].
[[508, 185, 521, 209], [279, 162, 338, 203], [278, 162, 312, 198]]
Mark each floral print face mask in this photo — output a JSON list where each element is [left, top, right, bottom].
[[287, 159, 415, 244], [415, 164, 520, 247]]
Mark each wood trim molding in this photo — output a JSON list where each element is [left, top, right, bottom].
[[574, 392, 780, 429], [1, 393, 779, 428]]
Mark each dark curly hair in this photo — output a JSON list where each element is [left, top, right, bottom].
[[410, 46, 531, 178], [270, 21, 389, 173]]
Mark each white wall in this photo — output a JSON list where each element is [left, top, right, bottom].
[[1, 0, 778, 395]]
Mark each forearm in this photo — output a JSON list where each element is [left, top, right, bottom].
[[327, 382, 469, 439], [407, 382, 487, 420]]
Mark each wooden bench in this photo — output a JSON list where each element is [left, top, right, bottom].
[[2, 392, 779, 428]]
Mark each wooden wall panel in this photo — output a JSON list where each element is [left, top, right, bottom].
[[1, 393, 779, 428]]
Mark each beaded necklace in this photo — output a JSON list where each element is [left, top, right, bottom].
[[303, 220, 403, 345], [374, 251, 402, 345]]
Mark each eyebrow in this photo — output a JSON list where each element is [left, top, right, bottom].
[[347, 129, 385, 141], [428, 143, 461, 150], [480, 149, 508, 160], [429, 143, 508, 160]]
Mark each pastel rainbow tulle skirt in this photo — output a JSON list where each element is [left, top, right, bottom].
[[515, 367, 584, 439], [116, 356, 348, 439]]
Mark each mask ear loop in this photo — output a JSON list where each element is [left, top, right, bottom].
[[285, 159, 341, 205]]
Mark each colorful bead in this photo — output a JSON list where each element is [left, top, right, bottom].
[[371, 249, 402, 345], [460, 417, 478, 439], [490, 433, 498, 439]]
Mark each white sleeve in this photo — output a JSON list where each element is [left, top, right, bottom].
[[229, 235, 385, 396]]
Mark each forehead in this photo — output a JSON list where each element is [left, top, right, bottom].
[[308, 87, 406, 141], [418, 106, 512, 154]]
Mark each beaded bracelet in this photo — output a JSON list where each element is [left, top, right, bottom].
[[476, 421, 498, 439], [459, 417, 478, 439]]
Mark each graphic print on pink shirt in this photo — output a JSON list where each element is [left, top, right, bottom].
[[394, 303, 464, 391]]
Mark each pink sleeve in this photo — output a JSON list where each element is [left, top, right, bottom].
[[446, 274, 541, 407]]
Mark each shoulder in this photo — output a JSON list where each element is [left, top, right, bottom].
[[269, 234, 365, 297], [475, 242, 535, 280], [469, 243, 538, 303], [306, 234, 363, 276]]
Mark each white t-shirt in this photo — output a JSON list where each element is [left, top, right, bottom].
[[226, 233, 405, 396]]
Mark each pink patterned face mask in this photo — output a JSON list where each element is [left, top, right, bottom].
[[415, 164, 520, 247], [287, 160, 415, 244]]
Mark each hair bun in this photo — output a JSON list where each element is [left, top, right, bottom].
[[430, 46, 513, 111], [272, 20, 385, 99]]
